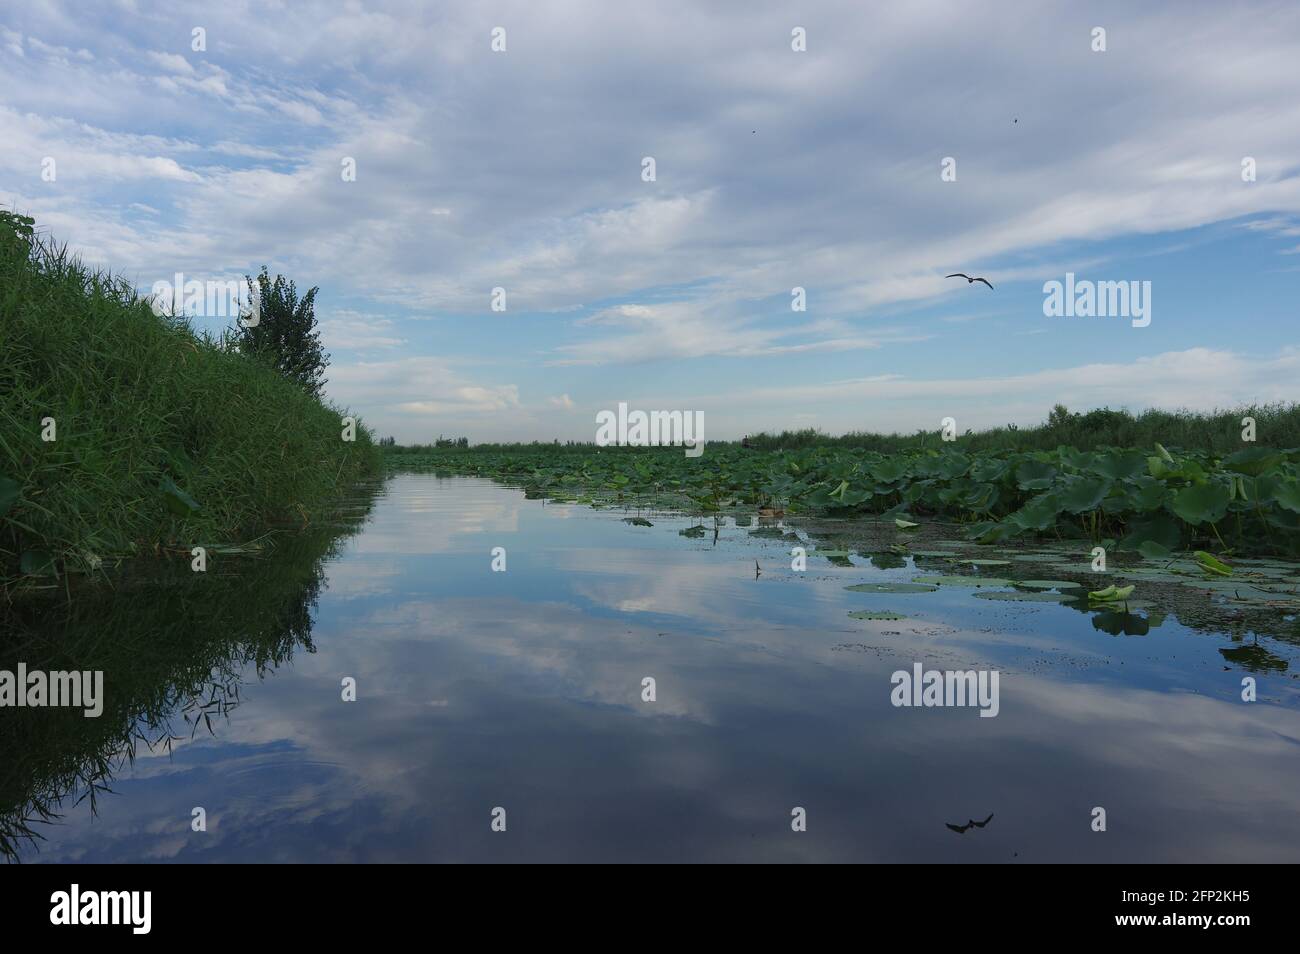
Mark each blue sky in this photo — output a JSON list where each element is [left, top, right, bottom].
[[2, 0, 1298, 442]]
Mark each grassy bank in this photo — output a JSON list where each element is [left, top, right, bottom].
[[0, 213, 381, 587], [385, 408, 1300, 557]]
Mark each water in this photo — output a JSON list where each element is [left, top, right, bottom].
[[5, 474, 1300, 862]]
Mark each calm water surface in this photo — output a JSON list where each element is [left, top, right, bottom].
[[9, 475, 1300, 862]]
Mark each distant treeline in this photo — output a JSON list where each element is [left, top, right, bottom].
[[382, 435, 468, 451], [379, 404, 1300, 456]]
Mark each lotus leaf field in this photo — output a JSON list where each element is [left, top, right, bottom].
[[397, 442, 1300, 558]]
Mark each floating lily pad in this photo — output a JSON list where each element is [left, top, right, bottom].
[[844, 582, 938, 593], [963, 559, 1012, 566], [848, 610, 908, 621], [972, 590, 1076, 602], [1015, 580, 1083, 590], [1049, 563, 1109, 575], [1113, 570, 1193, 584], [913, 574, 1013, 587], [1201, 580, 1297, 595]]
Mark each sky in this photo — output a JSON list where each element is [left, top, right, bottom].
[[2, 0, 1299, 443]]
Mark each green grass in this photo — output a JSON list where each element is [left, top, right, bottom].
[[0, 214, 381, 586]]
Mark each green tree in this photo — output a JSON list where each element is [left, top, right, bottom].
[[235, 267, 329, 398], [1047, 403, 1073, 428]]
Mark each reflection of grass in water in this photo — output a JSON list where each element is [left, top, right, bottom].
[[0, 485, 378, 861]]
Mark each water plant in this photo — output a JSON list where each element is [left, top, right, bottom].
[[388, 425, 1300, 557]]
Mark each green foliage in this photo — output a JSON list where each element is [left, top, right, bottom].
[[729, 404, 1300, 455], [0, 216, 381, 584], [387, 434, 1300, 557], [231, 267, 329, 398]]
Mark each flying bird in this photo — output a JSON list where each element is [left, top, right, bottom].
[[945, 272, 994, 290], [946, 812, 994, 834], [755, 559, 762, 579]]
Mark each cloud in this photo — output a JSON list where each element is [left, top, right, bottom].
[[663, 347, 1300, 436], [10, 0, 1300, 320], [3, 1, 1298, 438], [146, 50, 194, 74], [328, 357, 520, 418], [317, 311, 406, 351], [554, 299, 915, 365]]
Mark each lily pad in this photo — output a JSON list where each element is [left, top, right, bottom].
[[963, 559, 1012, 566], [913, 574, 1013, 587], [848, 610, 908, 621], [1015, 580, 1083, 590], [1137, 540, 1173, 560], [844, 582, 938, 593], [1059, 476, 1113, 514], [972, 590, 1076, 602], [1049, 563, 1109, 576], [1170, 482, 1231, 525], [1015, 460, 1058, 490]]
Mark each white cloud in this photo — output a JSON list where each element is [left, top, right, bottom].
[[3, 1, 1298, 438], [317, 311, 406, 351], [146, 50, 194, 75], [328, 357, 520, 419], [663, 347, 1300, 437]]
